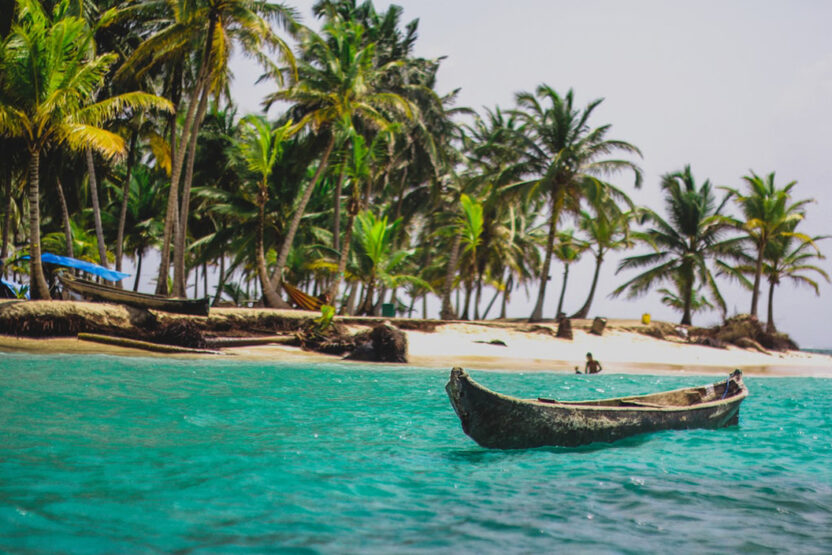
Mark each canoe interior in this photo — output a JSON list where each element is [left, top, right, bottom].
[[536, 374, 742, 408]]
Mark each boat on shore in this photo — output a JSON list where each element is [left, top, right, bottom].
[[446, 367, 748, 449], [59, 275, 210, 316]]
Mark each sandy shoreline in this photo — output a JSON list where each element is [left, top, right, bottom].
[[2, 319, 831, 377]]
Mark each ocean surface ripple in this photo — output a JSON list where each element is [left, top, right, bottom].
[[1, 354, 830, 553]]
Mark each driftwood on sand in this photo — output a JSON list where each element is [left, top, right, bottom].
[[77, 333, 225, 355]]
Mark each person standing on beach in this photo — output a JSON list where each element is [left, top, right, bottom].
[[584, 352, 603, 374]]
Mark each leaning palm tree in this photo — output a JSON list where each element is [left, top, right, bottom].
[[263, 19, 413, 306], [512, 86, 642, 321], [724, 171, 812, 318], [571, 205, 636, 319], [0, 0, 171, 298], [761, 226, 828, 332], [233, 115, 296, 308], [117, 0, 297, 296], [551, 229, 589, 318], [614, 166, 743, 325]]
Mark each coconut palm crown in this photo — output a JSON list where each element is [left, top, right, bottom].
[[0, 0, 171, 298], [614, 166, 744, 325], [511, 85, 642, 321], [723, 170, 812, 318]]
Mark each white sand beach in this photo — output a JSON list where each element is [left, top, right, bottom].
[[2, 314, 830, 377]]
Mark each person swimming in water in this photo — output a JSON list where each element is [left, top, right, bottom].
[[584, 352, 603, 374]]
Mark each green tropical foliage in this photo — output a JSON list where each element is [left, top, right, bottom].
[[613, 166, 744, 325], [761, 227, 828, 331], [0, 0, 824, 342], [510, 86, 642, 321], [724, 171, 812, 317], [0, 0, 171, 298], [571, 205, 636, 319], [551, 229, 588, 318]]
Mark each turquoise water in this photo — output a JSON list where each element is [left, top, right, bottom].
[[1, 355, 831, 553]]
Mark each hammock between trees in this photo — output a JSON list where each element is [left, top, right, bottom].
[[282, 282, 325, 311]]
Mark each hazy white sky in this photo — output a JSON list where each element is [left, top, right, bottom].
[[228, 0, 832, 347]]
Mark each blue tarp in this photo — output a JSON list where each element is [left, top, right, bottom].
[[21, 253, 130, 282], [0, 278, 28, 299]]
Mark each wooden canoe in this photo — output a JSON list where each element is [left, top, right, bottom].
[[446, 367, 748, 449], [59, 275, 210, 316]]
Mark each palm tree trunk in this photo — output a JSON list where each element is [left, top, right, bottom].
[[750, 244, 764, 317], [373, 286, 386, 315], [1, 174, 11, 268], [394, 166, 408, 219], [203, 261, 208, 298], [213, 255, 226, 306], [481, 285, 501, 320], [256, 189, 284, 308], [358, 280, 375, 316], [500, 274, 513, 319], [343, 281, 358, 315], [681, 268, 694, 326], [27, 150, 50, 299], [156, 16, 216, 295], [173, 85, 211, 297], [333, 163, 346, 253], [571, 253, 603, 319], [55, 177, 74, 259], [154, 115, 180, 295], [86, 148, 109, 268], [766, 279, 776, 332], [530, 190, 561, 321], [115, 131, 138, 280], [440, 233, 462, 320], [461, 283, 473, 320], [328, 209, 356, 306], [422, 294, 427, 319], [133, 251, 143, 291], [269, 133, 336, 306], [407, 294, 415, 317], [474, 276, 483, 320], [556, 264, 570, 317]]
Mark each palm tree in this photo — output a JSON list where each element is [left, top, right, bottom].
[[117, 0, 296, 297], [0, 0, 171, 298], [551, 229, 589, 318], [263, 19, 413, 306], [234, 115, 296, 308], [326, 128, 390, 305], [351, 209, 429, 315], [512, 86, 642, 321], [614, 166, 744, 325], [571, 206, 636, 319], [725, 171, 812, 318], [105, 165, 166, 291], [761, 227, 828, 332]]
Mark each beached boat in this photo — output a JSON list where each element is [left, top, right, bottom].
[[446, 367, 748, 449], [59, 275, 210, 316]]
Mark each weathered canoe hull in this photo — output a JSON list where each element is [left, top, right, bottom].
[[446, 368, 747, 449], [59, 275, 210, 316]]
